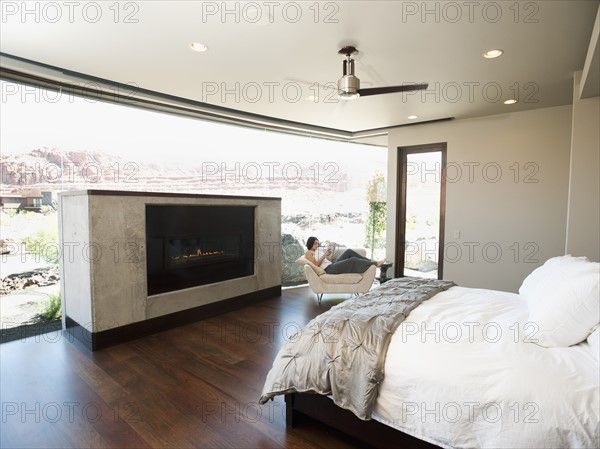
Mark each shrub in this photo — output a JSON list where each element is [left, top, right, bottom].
[[3, 208, 18, 218], [36, 292, 61, 321], [22, 228, 59, 264], [365, 172, 387, 258]]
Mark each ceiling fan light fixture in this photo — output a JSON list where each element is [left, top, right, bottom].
[[483, 49, 503, 58], [338, 91, 360, 100]]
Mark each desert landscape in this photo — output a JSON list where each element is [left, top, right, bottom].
[[1, 148, 388, 339]]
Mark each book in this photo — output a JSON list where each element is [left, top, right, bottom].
[[325, 242, 337, 259]]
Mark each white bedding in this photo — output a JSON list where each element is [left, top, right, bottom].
[[372, 286, 600, 448]]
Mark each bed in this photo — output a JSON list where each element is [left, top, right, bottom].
[[260, 255, 600, 448]]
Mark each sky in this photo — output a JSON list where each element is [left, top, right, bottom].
[[0, 80, 387, 172], [0, 80, 389, 243]]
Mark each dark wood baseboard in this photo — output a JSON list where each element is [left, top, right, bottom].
[[65, 285, 281, 351], [285, 393, 438, 449]]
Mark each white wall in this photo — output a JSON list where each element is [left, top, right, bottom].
[[566, 72, 600, 261], [387, 105, 573, 292]]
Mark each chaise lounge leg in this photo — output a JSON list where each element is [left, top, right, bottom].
[[317, 293, 323, 304]]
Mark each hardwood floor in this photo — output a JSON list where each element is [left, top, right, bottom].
[[0, 287, 366, 449]]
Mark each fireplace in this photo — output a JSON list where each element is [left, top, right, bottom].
[[60, 190, 280, 351], [146, 205, 255, 295]]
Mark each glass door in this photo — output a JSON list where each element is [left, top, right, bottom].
[[396, 144, 446, 279]]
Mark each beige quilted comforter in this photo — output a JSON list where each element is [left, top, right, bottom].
[[259, 277, 456, 419]]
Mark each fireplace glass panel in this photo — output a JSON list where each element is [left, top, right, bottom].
[[146, 205, 255, 295]]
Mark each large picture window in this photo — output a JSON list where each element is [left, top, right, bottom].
[[0, 79, 387, 338]]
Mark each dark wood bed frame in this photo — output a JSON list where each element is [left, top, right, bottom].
[[285, 393, 438, 449]]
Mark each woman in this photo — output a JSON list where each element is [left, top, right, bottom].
[[304, 236, 388, 274]]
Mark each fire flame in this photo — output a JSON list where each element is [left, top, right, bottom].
[[170, 249, 225, 261]]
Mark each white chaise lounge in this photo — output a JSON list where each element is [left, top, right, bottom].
[[296, 247, 377, 303]]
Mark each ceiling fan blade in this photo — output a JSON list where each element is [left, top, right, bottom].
[[357, 83, 429, 97]]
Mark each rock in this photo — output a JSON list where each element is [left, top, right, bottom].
[[23, 278, 36, 288], [419, 259, 438, 273], [0, 239, 17, 255], [281, 234, 307, 287], [1, 266, 60, 295]]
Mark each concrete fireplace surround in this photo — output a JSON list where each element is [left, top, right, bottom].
[[59, 190, 282, 350]]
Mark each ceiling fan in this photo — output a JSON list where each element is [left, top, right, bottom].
[[337, 46, 428, 100]]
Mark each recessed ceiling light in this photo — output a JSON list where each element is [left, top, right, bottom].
[[483, 49, 503, 59], [408, 115, 418, 120], [189, 42, 208, 52], [504, 99, 518, 105]]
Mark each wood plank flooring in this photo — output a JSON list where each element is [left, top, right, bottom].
[[0, 287, 366, 449]]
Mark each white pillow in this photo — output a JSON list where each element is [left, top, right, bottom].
[[295, 256, 326, 275], [519, 255, 600, 347], [588, 327, 599, 362]]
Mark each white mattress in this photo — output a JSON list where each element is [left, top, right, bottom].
[[372, 286, 600, 448]]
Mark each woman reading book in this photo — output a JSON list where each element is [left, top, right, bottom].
[[304, 236, 388, 274]]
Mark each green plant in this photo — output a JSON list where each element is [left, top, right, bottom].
[[22, 228, 59, 264], [365, 172, 387, 258], [37, 292, 61, 321], [365, 201, 387, 257], [40, 204, 56, 215]]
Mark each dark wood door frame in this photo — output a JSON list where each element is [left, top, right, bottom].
[[394, 143, 447, 279]]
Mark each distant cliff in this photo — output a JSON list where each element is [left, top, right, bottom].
[[1, 148, 349, 195]]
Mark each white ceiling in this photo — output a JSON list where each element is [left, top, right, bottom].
[[1, 1, 598, 134]]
